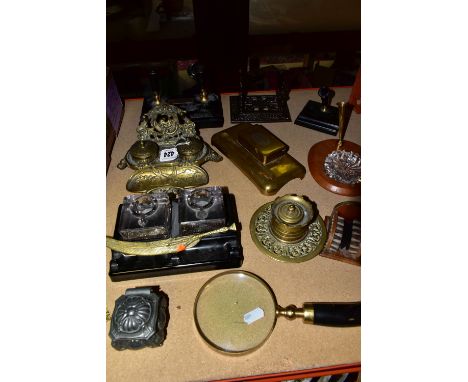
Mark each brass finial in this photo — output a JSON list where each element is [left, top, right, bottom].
[[154, 93, 161, 105], [276, 303, 315, 323], [200, 88, 208, 103]]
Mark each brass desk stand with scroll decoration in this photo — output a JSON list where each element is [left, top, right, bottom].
[[117, 95, 222, 192], [307, 102, 361, 196]]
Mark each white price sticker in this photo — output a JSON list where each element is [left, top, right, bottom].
[[243, 307, 264, 325], [159, 148, 178, 162]]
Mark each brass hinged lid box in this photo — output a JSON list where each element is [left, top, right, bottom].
[[211, 123, 305, 195]]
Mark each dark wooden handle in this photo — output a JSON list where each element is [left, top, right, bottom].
[[312, 302, 361, 327]]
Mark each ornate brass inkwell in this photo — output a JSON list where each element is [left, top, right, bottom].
[[308, 102, 361, 196], [249, 194, 327, 263], [118, 101, 222, 192]]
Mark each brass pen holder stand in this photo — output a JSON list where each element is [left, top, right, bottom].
[[307, 102, 361, 196]]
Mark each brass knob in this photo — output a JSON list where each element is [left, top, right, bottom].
[[276, 303, 315, 324]]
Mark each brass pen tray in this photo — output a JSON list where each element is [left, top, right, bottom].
[[211, 123, 306, 195]]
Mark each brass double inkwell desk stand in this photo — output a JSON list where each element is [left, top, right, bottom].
[[117, 95, 222, 192]]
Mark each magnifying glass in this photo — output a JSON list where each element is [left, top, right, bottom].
[[194, 270, 360, 354]]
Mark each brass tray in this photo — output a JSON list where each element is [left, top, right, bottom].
[[126, 164, 209, 193]]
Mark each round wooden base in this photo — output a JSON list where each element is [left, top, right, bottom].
[[308, 139, 361, 196]]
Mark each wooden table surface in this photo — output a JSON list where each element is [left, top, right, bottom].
[[106, 87, 361, 382]]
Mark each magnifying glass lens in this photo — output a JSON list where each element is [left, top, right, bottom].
[[194, 272, 277, 353]]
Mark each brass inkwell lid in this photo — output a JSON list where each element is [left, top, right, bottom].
[[117, 140, 160, 170], [130, 140, 159, 160], [250, 194, 326, 263], [177, 137, 204, 162]]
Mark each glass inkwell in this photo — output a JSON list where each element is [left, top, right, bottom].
[[118, 192, 171, 241], [179, 186, 226, 235]]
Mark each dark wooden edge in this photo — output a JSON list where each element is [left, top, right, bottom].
[[211, 363, 361, 382]]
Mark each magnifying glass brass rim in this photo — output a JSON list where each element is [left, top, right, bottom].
[[194, 270, 278, 355]]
